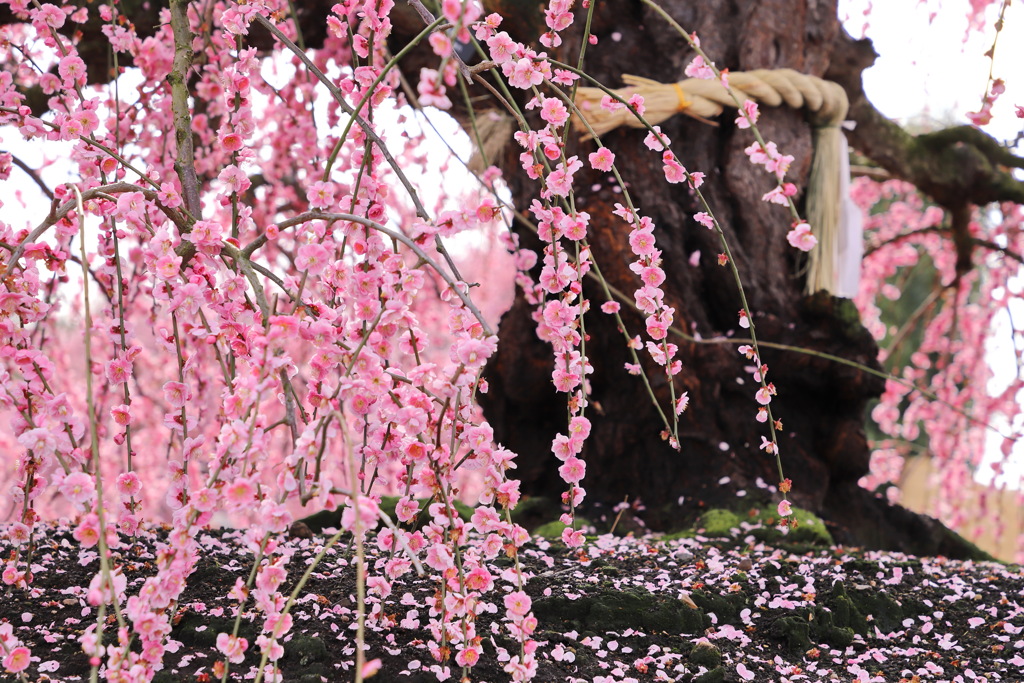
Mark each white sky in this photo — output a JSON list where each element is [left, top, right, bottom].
[[841, 0, 1023, 138]]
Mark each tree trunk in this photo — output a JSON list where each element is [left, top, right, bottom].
[[479, 0, 981, 558]]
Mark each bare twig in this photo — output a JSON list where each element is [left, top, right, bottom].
[[849, 164, 892, 181], [863, 224, 1024, 265]]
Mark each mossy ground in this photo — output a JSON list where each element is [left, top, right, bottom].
[[2, 509, 1019, 682]]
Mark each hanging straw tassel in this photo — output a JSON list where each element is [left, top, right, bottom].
[[572, 69, 851, 296], [467, 109, 517, 175], [803, 80, 849, 295]]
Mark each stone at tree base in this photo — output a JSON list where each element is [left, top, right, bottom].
[[288, 520, 314, 539]]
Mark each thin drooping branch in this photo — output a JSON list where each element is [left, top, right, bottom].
[[972, 236, 1024, 265], [8, 153, 54, 200], [5, 182, 189, 272], [252, 14, 431, 222], [249, 210, 496, 338]]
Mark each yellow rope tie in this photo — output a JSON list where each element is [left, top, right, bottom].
[[672, 82, 691, 112]]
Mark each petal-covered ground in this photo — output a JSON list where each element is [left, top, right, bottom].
[[1, 520, 1022, 682]]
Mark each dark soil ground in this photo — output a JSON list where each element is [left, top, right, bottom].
[[2, 514, 1022, 683]]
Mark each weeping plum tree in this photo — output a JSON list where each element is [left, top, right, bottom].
[[3, 0, 1024, 679], [3, 0, 1024, 630], [3, 0, 1023, 555]]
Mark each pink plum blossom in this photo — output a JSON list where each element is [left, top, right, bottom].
[[588, 147, 615, 171], [685, 55, 715, 79], [786, 222, 818, 252], [216, 633, 248, 664], [60, 471, 95, 506], [2, 646, 30, 673], [735, 99, 760, 129], [116, 472, 142, 498], [504, 590, 532, 618], [558, 456, 586, 484]]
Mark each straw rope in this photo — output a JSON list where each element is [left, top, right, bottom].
[[572, 69, 851, 295]]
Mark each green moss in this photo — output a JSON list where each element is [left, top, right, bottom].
[[533, 517, 592, 540], [845, 558, 925, 574], [748, 506, 834, 547], [770, 614, 812, 652], [823, 581, 868, 634], [167, 615, 260, 675], [689, 640, 722, 667], [821, 579, 925, 639], [689, 590, 745, 623], [681, 505, 831, 549], [932, 529, 997, 563], [533, 587, 706, 635], [769, 604, 857, 653], [845, 583, 913, 634], [283, 633, 328, 666], [804, 292, 872, 341], [172, 614, 256, 649], [697, 509, 743, 538], [693, 667, 726, 683], [809, 605, 855, 649]]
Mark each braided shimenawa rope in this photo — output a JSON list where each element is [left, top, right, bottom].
[[572, 68, 850, 295]]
